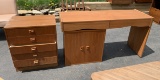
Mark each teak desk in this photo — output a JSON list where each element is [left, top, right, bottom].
[[60, 10, 153, 66]]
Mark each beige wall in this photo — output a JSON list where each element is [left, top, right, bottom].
[[0, 0, 17, 14]]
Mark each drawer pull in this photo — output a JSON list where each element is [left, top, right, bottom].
[[34, 60, 39, 64], [29, 30, 35, 34], [80, 46, 84, 51], [30, 38, 36, 42], [33, 54, 38, 57], [86, 46, 90, 50], [31, 47, 37, 52]]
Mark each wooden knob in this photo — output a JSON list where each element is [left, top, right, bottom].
[[29, 30, 34, 34], [80, 46, 84, 51], [31, 47, 37, 52], [86, 46, 90, 50], [34, 60, 39, 64], [30, 37, 36, 42]]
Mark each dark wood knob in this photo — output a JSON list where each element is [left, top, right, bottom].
[[30, 37, 36, 42], [86, 46, 90, 50], [29, 30, 34, 34]]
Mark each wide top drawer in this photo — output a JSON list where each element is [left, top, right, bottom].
[[5, 26, 56, 37], [61, 21, 109, 31]]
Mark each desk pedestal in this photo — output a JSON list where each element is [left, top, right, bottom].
[[64, 30, 106, 66]]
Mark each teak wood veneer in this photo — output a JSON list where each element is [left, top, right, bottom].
[[60, 10, 153, 66], [4, 15, 58, 71], [91, 61, 160, 80]]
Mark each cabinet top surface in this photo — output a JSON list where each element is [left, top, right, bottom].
[[5, 15, 56, 29], [59, 10, 153, 23]]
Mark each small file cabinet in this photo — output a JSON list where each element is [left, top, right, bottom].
[[4, 15, 58, 71]]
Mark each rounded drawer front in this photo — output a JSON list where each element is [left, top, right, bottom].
[[12, 51, 57, 60], [10, 43, 57, 55], [5, 26, 56, 37], [8, 34, 56, 46], [13, 56, 58, 68]]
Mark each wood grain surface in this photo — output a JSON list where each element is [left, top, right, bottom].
[[4, 15, 56, 29], [5, 26, 56, 37], [149, 0, 160, 24], [91, 61, 160, 80], [64, 30, 106, 66], [10, 43, 56, 55], [128, 26, 151, 57], [149, 7, 160, 24], [4, 15, 58, 71], [7, 34, 56, 45], [60, 10, 153, 65], [60, 10, 153, 23]]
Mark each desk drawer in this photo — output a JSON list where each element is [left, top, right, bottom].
[[62, 21, 109, 31], [12, 51, 57, 60], [5, 26, 56, 37], [8, 34, 56, 46], [14, 56, 58, 68], [109, 19, 152, 28], [10, 43, 57, 55]]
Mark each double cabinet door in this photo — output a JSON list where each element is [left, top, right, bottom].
[[64, 29, 106, 66]]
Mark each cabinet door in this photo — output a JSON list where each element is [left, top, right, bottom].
[[64, 31, 85, 66], [82, 30, 106, 63], [64, 30, 106, 66]]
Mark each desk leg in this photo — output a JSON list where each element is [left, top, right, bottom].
[[128, 26, 151, 57]]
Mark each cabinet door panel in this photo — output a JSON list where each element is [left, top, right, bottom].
[[64, 32, 85, 66], [82, 30, 106, 63], [64, 30, 106, 66]]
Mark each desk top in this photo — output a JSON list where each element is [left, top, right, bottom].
[[60, 9, 153, 23], [5, 15, 56, 29]]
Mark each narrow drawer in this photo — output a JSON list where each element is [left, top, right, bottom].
[[12, 51, 57, 60], [149, 7, 160, 23], [109, 19, 152, 28], [10, 43, 57, 55], [62, 21, 109, 31], [8, 34, 56, 46], [13, 56, 58, 68], [5, 26, 56, 37]]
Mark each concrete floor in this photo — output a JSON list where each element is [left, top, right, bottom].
[[0, 23, 160, 80]]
